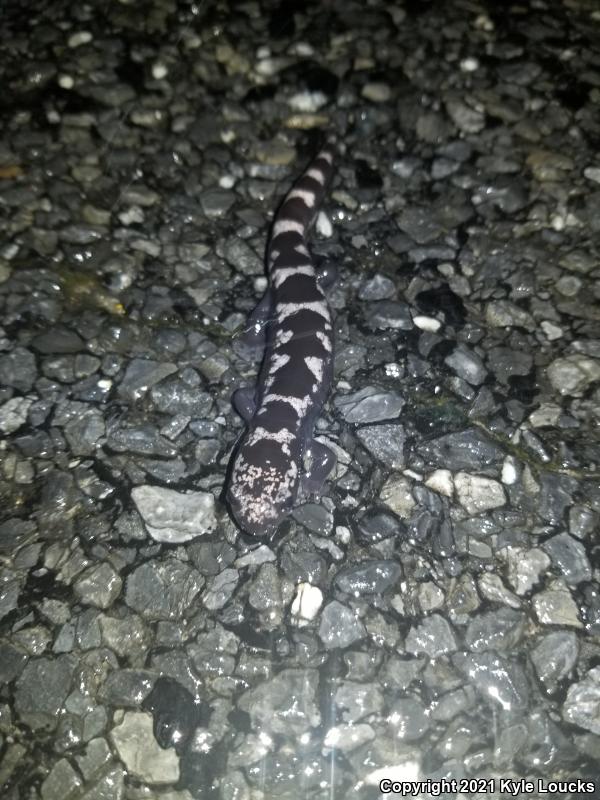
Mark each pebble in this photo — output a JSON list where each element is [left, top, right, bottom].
[[531, 631, 579, 694], [361, 82, 392, 102], [238, 668, 320, 735], [333, 560, 402, 596], [0, 396, 33, 434], [563, 667, 600, 735], [364, 300, 413, 330], [334, 386, 405, 423], [505, 547, 550, 595], [547, 354, 600, 396], [73, 563, 122, 609], [110, 711, 179, 784], [318, 601, 366, 649], [444, 345, 487, 386], [533, 580, 582, 629], [454, 473, 506, 515], [405, 614, 457, 658], [117, 359, 177, 403], [125, 559, 204, 620], [131, 485, 216, 543], [356, 423, 406, 469], [291, 583, 323, 623], [417, 427, 504, 471], [541, 532, 592, 586]]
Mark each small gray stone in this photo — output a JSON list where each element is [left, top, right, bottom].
[[73, 563, 122, 609], [14, 655, 76, 730], [465, 608, 526, 652], [202, 568, 239, 611], [0, 347, 37, 392], [132, 485, 216, 543], [387, 696, 430, 741], [334, 386, 405, 424], [238, 668, 320, 735], [453, 651, 529, 720], [106, 423, 177, 457], [125, 559, 204, 620], [364, 300, 413, 330], [417, 427, 504, 471], [64, 409, 105, 456], [485, 300, 535, 330], [531, 631, 579, 694], [200, 189, 235, 218], [356, 423, 405, 469], [405, 614, 457, 658], [563, 667, 600, 735], [542, 532, 592, 586], [533, 580, 582, 628], [110, 711, 179, 784], [334, 560, 402, 595], [505, 547, 550, 595], [547, 355, 600, 396], [397, 206, 443, 244], [150, 375, 213, 418], [32, 327, 84, 354], [444, 344, 487, 386], [318, 601, 366, 649], [41, 758, 82, 800], [324, 722, 375, 751], [222, 236, 262, 275], [248, 563, 283, 616], [118, 359, 177, 403], [455, 473, 506, 515], [358, 274, 396, 301], [446, 97, 485, 133], [0, 397, 33, 434]]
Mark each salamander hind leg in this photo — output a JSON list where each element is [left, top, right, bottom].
[[300, 439, 337, 500]]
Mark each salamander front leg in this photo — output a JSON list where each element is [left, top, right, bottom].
[[232, 386, 257, 421], [300, 439, 337, 499], [316, 261, 337, 291], [233, 290, 272, 361]]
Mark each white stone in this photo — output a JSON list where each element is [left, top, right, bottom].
[[529, 403, 562, 428], [413, 315, 442, 332], [547, 354, 600, 396], [151, 61, 168, 80], [460, 57, 480, 72], [501, 456, 518, 485], [365, 758, 421, 786], [315, 211, 333, 237], [425, 469, 453, 497], [361, 82, 392, 102], [540, 320, 563, 340], [287, 91, 328, 113], [454, 473, 505, 515], [0, 397, 33, 434], [68, 31, 93, 48], [583, 166, 600, 184], [291, 582, 323, 622]]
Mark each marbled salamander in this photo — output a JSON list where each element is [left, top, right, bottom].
[[227, 143, 337, 536]]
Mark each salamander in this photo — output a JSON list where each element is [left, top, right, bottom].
[[226, 142, 337, 536]]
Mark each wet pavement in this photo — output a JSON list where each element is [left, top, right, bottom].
[[1, 0, 600, 797]]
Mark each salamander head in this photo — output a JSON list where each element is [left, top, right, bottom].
[[227, 436, 300, 536]]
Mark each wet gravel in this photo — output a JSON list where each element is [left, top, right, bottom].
[[1, 0, 600, 798]]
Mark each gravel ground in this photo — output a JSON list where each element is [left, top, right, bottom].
[[1, 0, 600, 798]]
